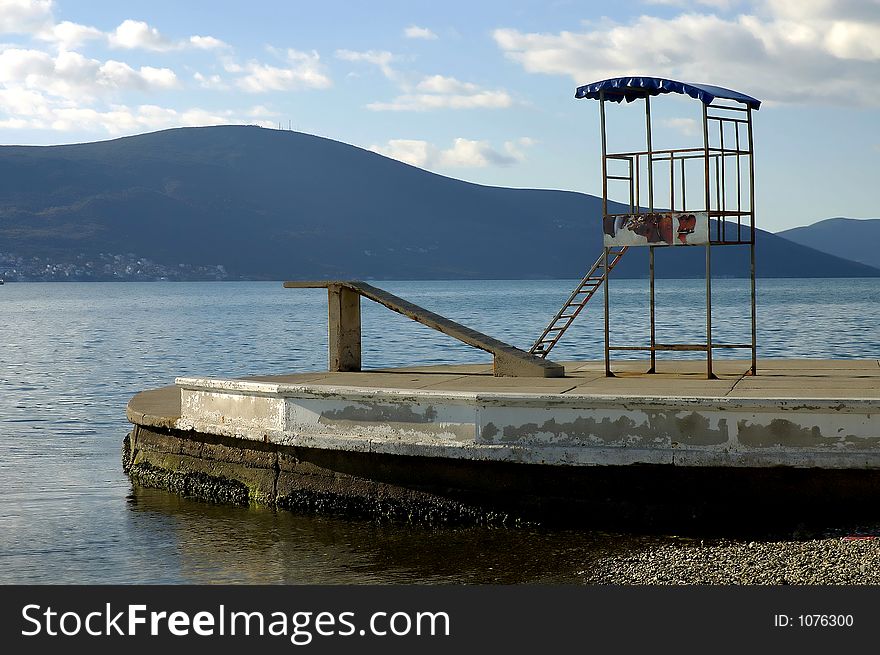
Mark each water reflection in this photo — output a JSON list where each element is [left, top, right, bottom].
[[125, 487, 638, 585]]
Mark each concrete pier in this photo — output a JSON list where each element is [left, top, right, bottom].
[[125, 359, 880, 527]]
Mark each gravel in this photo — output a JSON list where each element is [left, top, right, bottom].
[[580, 533, 880, 585]]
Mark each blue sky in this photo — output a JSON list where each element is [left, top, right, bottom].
[[1, 0, 877, 231]]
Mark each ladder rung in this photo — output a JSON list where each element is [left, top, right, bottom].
[[529, 245, 628, 357]]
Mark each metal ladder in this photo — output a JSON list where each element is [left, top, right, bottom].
[[529, 246, 629, 357]]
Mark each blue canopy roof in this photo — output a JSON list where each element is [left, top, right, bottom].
[[575, 76, 761, 110]]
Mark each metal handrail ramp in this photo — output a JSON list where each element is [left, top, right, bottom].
[[284, 280, 564, 378]]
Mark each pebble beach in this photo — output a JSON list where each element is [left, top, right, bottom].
[[581, 532, 880, 585]]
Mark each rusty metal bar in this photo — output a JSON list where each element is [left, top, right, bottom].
[[609, 343, 753, 352], [634, 153, 640, 215], [600, 92, 608, 218], [646, 96, 654, 214], [680, 157, 686, 211], [629, 156, 634, 213], [706, 242, 715, 379], [736, 122, 742, 242], [703, 103, 710, 218], [719, 119, 726, 242], [645, 95, 656, 375], [608, 145, 749, 158], [708, 102, 749, 112], [608, 146, 706, 157], [600, 90, 612, 377], [748, 106, 757, 375], [714, 153, 721, 241], [649, 246, 656, 372], [604, 246, 611, 377]]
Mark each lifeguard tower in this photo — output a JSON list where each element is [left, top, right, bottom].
[[529, 76, 760, 379]]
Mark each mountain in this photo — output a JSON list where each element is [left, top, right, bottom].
[[1, 125, 878, 280], [777, 218, 880, 270]]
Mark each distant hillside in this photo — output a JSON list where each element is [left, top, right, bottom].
[[1, 126, 878, 280], [777, 218, 880, 270]]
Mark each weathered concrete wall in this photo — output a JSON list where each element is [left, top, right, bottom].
[[125, 424, 521, 525], [125, 364, 880, 527], [173, 377, 880, 470], [124, 423, 880, 529]]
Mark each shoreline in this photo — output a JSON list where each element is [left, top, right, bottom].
[[125, 359, 880, 538]]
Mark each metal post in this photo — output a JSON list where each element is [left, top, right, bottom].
[[604, 247, 612, 377], [649, 246, 656, 373], [629, 157, 634, 213], [735, 123, 742, 242], [702, 103, 715, 379], [703, 103, 711, 220], [600, 93, 608, 218], [719, 117, 726, 242], [750, 242, 757, 375], [680, 158, 686, 211], [706, 244, 715, 379], [747, 106, 757, 375], [646, 96, 654, 214], [600, 92, 612, 377], [635, 154, 640, 214], [646, 95, 656, 374]]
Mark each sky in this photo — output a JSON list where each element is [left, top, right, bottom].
[[0, 0, 878, 232]]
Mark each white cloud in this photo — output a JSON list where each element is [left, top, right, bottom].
[[502, 136, 537, 162], [189, 35, 228, 50], [337, 55, 513, 111], [233, 49, 331, 92], [193, 71, 228, 90], [493, 1, 880, 106], [416, 74, 479, 94], [823, 20, 880, 60], [0, 0, 53, 34], [104, 19, 229, 52], [36, 20, 103, 49], [245, 104, 278, 118], [0, 47, 178, 100], [335, 49, 397, 79], [0, 85, 275, 133], [12, 6, 230, 53], [661, 117, 701, 136], [370, 136, 530, 169], [336, 49, 512, 113], [370, 138, 432, 167], [644, 0, 740, 9], [0, 4, 303, 138], [403, 25, 438, 40], [368, 73, 512, 111], [109, 19, 174, 51], [367, 91, 512, 111]]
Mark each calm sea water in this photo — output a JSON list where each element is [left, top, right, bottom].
[[0, 278, 878, 584]]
